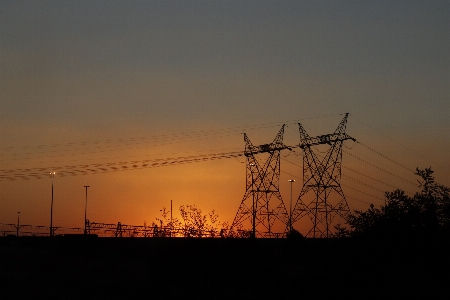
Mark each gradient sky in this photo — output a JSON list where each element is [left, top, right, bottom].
[[1, 1, 449, 235]]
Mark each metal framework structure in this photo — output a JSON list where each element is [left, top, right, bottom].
[[229, 125, 290, 238], [291, 113, 355, 238], [87, 220, 225, 237], [0, 220, 226, 238], [0, 223, 82, 236]]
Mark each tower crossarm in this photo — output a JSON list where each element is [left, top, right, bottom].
[[244, 143, 291, 156], [244, 124, 291, 157], [299, 132, 355, 149]]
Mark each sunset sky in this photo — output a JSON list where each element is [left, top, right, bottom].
[[1, 1, 449, 236]]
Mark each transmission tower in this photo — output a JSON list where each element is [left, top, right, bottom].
[[291, 113, 355, 238], [230, 125, 290, 238]]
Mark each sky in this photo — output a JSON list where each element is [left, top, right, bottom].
[[1, 1, 449, 236]]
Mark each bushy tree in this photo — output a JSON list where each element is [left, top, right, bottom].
[[155, 207, 183, 237], [345, 168, 450, 239], [286, 228, 305, 239], [157, 204, 226, 237], [224, 224, 252, 238], [179, 205, 221, 237]]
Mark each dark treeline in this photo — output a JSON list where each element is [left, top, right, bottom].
[[336, 168, 450, 239]]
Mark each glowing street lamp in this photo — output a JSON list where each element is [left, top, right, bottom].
[[50, 172, 56, 237], [288, 179, 295, 234]]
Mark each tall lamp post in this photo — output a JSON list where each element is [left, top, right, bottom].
[[16, 212, 20, 237], [249, 163, 256, 238], [84, 185, 90, 235], [50, 172, 56, 237], [288, 179, 295, 234]]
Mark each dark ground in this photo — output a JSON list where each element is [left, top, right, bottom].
[[0, 236, 449, 299]]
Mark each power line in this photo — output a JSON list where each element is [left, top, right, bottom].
[[1, 114, 345, 161], [343, 174, 387, 194], [340, 183, 384, 202], [283, 149, 414, 197], [344, 151, 417, 187], [345, 195, 373, 206], [1, 114, 437, 203], [343, 165, 414, 195], [349, 113, 445, 170], [348, 144, 414, 177], [0, 118, 321, 153], [356, 141, 415, 173], [0, 151, 244, 181]]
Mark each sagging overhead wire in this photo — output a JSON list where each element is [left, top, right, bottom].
[[0, 151, 244, 181], [343, 165, 413, 195], [356, 141, 415, 173], [349, 113, 445, 170], [1, 114, 344, 158], [341, 183, 384, 202], [281, 154, 396, 202], [0, 114, 431, 203], [285, 147, 416, 194], [344, 151, 417, 187], [0, 121, 293, 154]]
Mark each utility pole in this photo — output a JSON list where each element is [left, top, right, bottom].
[[288, 180, 295, 235], [16, 212, 20, 237], [50, 172, 56, 237], [84, 185, 90, 234]]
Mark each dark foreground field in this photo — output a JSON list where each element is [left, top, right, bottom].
[[1, 236, 449, 299]]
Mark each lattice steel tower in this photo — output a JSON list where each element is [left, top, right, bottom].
[[230, 125, 290, 238], [291, 114, 355, 238]]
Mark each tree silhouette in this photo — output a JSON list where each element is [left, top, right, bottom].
[[286, 228, 305, 239], [157, 204, 226, 237], [345, 168, 450, 239], [153, 207, 177, 237]]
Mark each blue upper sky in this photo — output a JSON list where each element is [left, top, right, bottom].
[[1, 1, 448, 130]]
